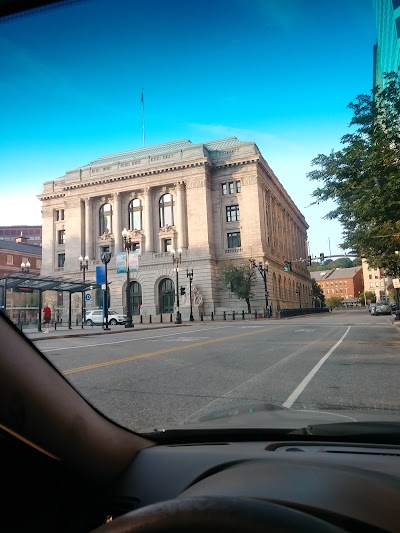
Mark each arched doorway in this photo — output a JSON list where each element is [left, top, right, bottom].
[[129, 281, 142, 315], [159, 278, 175, 313], [123, 281, 142, 315]]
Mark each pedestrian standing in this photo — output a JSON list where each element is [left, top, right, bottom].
[[43, 303, 51, 333]]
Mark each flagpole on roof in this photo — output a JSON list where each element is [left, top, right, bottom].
[[141, 88, 145, 147]]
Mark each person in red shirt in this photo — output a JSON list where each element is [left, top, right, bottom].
[[42, 304, 51, 333]]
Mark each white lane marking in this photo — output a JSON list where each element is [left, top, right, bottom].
[[146, 337, 208, 342], [295, 408, 357, 422], [186, 335, 330, 421], [240, 326, 265, 328], [282, 326, 351, 409], [294, 329, 315, 333], [38, 325, 235, 352]]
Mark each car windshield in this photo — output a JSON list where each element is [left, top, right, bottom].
[[1, 0, 400, 436]]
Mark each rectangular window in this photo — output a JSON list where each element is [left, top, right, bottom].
[[226, 205, 240, 222], [6, 254, 13, 265], [375, 282, 379, 287], [236, 180, 241, 193], [55, 210, 60, 221], [58, 229, 65, 244], [163, 239, 172, 252], [100, 246, 110, 255], [369, 274, 372, 279], [131, 242, 140, 253], [228, 182, 234, 194], [60, 209, 65, 220], [369, 282, 373, 288], [222, 183, 227, 195], [227, 231, 241, 249], [57, 253, 65, 268], [36, 259, 42, 268]]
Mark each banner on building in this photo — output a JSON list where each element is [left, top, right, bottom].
[[116, 251, 139, 274]]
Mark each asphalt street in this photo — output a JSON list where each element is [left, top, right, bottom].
[[33, 310, 400, 432]]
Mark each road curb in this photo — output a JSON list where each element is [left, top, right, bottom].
[[27, 323, 191, 341]]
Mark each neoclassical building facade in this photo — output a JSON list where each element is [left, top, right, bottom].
[[38, 137, 312, 319]]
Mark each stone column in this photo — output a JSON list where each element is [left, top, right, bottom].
[[85, 198, 93, 259], [176, 181, 187, 250], [144, 187, 154, 252], [113, 191, 121, 253]]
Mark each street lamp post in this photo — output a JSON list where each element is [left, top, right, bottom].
[[79, 255, 89, 329], [171, 248, 182, 324], [250, 259, 269, 318], [122, 228, 136, 328], [101, 251, 112, 330], [19, 261, 31, 325], [187, 269, 194, 321]]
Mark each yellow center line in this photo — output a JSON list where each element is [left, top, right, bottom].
[[63, 325, 285, 375]]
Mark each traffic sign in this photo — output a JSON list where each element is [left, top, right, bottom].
[[85, 294, 91, 301]]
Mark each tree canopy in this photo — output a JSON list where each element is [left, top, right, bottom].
[[219, 260, 256, 313], [308, 73, 400, 277]]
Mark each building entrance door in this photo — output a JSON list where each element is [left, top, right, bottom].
[[159, 278, 175, 313]]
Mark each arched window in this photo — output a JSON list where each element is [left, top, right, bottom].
[[128, 198, 142, 230], [124, 280, 142, 315], [159, 194, 174, 228], [99, 203, 112, 235], [159, 278, 175, 313]]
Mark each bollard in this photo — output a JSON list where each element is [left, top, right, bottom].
[[232, 311, 235, 320], [242, 310, 245, 320], [255, 310, 258, 319], [149, 315, 152, 324], [170, 313, 173, 323], [223, 311, 226, 320], [54, 322, 57, 330], [200, 313, 203, 321], [211, 312, 214, 321], [160, 313, 163, 323], [140, 315, 143, 324]]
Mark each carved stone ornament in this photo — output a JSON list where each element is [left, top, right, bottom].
[[159, 224, 176, 234], [99, 230, 114, 241]]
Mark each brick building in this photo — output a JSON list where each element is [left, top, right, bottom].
[[311, 267, 364, 301]]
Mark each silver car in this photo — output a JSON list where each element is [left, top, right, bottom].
[[370, 302, 391, 316], [85, 309, 128, 326]]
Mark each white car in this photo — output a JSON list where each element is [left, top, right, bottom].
[[85, 309, 127, 326]]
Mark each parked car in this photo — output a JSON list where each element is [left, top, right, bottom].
[[370, 302, 392, 316], [85, 309, 127, 326]]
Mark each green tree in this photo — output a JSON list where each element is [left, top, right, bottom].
[[308, 73, 400, 276], [219, 260, 256, 313], [325, 296, 344, 308], [311, 278, 325, 304], [358, 291, 376, 305]]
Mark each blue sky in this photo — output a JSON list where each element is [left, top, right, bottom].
[[0, 0, 376, 257]]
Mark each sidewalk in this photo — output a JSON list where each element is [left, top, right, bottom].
[[22, 321, 191, 341]]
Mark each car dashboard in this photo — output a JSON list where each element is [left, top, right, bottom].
[[101, 438, 400, 532]]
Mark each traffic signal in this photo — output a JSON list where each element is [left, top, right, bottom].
[[320, 253, 325, 265], [283, 260, 292, 271], [180, 286, 186, 296], [307, 255, 312, 266]]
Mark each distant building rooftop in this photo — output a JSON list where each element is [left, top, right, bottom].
[[310, 267, 362, 281]]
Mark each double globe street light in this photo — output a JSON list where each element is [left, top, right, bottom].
[[250, 259, 269, 318], [171, 248, 182, 324], [122, 228, 137, 329]]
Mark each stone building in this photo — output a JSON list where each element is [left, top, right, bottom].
[[38, 137, 312, 320]]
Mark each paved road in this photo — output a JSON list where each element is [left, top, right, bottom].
[[33, 310, 400, 432]]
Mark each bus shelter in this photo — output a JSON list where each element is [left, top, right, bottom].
[[0, 273, 97, 331]]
